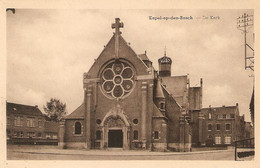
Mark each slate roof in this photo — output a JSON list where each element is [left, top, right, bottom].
[[138, 53, 150, 61], [201, 105, 238, 115], [65, 103, 85, 119], [6, 102, 43, 116], [161, 75, 188, 106], [45, 121, 59, 133]]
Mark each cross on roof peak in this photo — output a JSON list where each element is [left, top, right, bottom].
[[111, 18, 124, 35]]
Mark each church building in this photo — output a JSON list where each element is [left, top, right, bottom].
[[58, 18, 203, 152]]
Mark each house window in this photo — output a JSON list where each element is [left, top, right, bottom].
[[46, 133, 51, 139], [14, 131, 23, 137], [216, 124, 220, 131], [27, 132, 35, 138], [208, 113, 212, 119], [226, 114, 230, 119], [223, 114, 226, 119], [14, 116, 23, 126], [7, 116, 11, 125], [218, 115, 223, 119], [38, 119, 42, 128], [154, 131, 159, 139], [133, 130, 138, 140], [226, 124, 231, 131], [37, 133, 42, 138], [215, 135, 221, 144], [208, 124, 212, 131], [225, 136, 231, 144], [230, 114, 235, 119], [53, 134, 57, 139], [75, 122, 82, 135], [27, 118, 35, 127], [96, 130, 101, 140]]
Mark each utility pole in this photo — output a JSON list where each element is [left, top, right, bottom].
[[237, 13, 254, 126], [237, 13, 254, 71]]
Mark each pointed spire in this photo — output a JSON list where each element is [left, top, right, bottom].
[[164, 46, 167, 57], [155, 78, 165, 98]]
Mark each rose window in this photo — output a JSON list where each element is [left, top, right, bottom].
[[101, 61, 135, 98]]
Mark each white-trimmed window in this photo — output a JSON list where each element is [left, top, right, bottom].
[[215, 135, 221, 144], [230, 114, 235, 119], [46, 133, 51, 139], [218, 115, 223, 119], [38, 119, 42, 128], [226, 123, 231, 131], [208, 124, 212, 131], [208, 112, 212, 120], [14, 116, 23, 126], [27, 117, 36, 127], [27, 132, 35, 138], [225, 136, 231, 144], [223, 114, 226, 119]]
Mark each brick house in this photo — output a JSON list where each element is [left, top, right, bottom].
[[6, 102, 59, 144], [191, 103, 254, 147]]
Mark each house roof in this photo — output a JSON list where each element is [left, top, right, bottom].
[[201, 105, 238, 115], [45, 121, 59, 133], [138, 53, 150, 61], [6, 102, 44, 116], [161, 75, 188, 106], [65, 103, 85, 119]]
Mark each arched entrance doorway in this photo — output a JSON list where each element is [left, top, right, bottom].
[[100, 105, 130, 150]]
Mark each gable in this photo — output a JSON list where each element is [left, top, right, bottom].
[[86, 35, 149, 78], [65, 103, 85, 119]]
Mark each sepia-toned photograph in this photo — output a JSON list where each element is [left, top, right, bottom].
[[5, 8, 255, 162]]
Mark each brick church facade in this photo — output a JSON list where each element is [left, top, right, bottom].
[[58, 18, 203, 152]]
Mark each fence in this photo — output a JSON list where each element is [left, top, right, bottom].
[[234, 138, 254, 161]]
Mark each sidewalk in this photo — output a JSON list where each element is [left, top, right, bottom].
[[8, 146, 234, 156]]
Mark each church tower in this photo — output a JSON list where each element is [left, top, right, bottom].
[[158, 50, 172, 77]]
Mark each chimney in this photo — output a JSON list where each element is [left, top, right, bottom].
[[35, 105, 38, 108], [200, 78, 203, 87], [236, 103, 239, 107], [222, 105, 225, 107]]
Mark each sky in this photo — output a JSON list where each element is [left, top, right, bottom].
[[6, 9, 254, 122]]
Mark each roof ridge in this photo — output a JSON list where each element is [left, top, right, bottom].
[[7, 102, 38, 108]]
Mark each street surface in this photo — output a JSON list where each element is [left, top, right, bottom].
[[6, 145, 254, 160]]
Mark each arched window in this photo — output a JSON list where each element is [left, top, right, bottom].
[[75, 122, 82, 135], [133, 130, 138, 140]]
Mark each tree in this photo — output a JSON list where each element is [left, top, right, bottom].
[[43, 98, 67, 122]]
